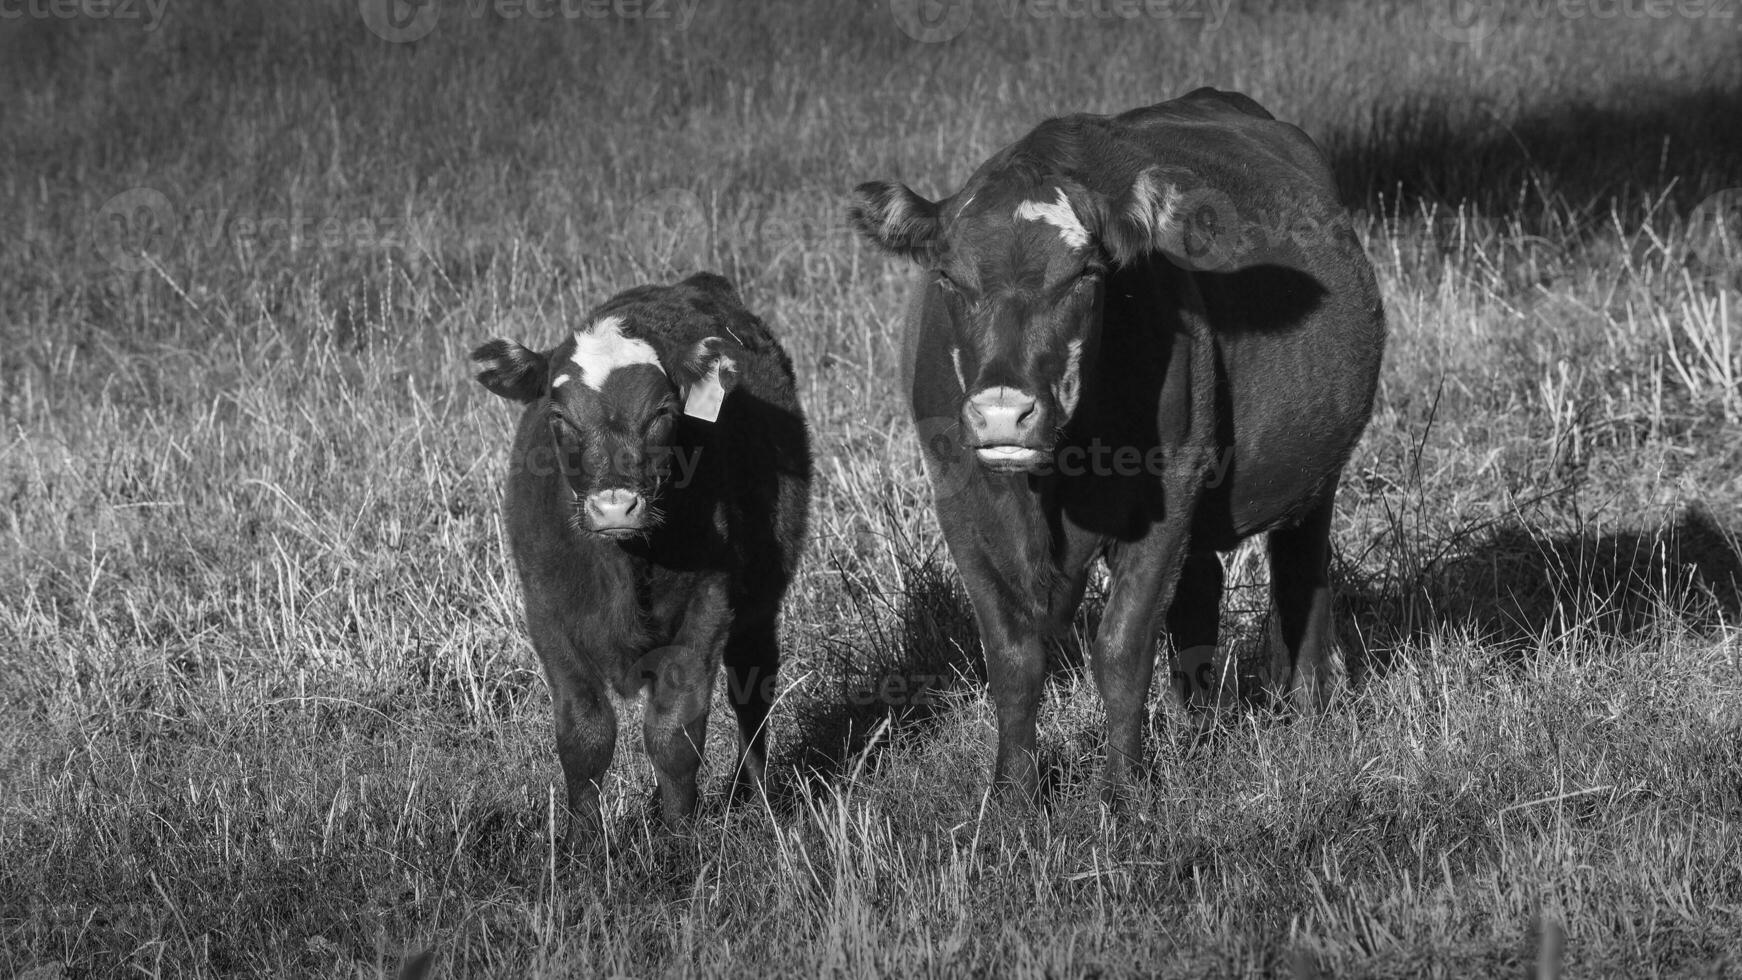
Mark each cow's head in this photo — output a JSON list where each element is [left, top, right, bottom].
[[850, 168, 1182, 473], [472, 315, 738, 538]]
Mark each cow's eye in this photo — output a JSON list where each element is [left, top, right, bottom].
[[935, 272, 961, 294]]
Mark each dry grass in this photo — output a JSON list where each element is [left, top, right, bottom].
[[2, 1, 1740, 976]]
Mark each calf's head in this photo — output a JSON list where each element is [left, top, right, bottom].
[[850, 169, 1182, 473], [472, 315, 738, 539]]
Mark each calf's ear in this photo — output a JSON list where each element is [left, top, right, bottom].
[[471, 339, 548, 402], [848, 180, 942, 263], [675, 337, 741, 423]]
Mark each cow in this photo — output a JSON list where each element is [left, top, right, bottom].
[[471, 272, 812, 845], [847, 88, 1385, 805]]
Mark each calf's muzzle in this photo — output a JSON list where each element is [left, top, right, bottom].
[[584, 488, 646, 535]]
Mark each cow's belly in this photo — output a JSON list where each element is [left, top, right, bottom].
[[1207, 307, 1382, 540]]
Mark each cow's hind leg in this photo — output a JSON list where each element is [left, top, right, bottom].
[[1164, 548, 1224, 707], [722, 613, 779, 802], [1266, 499, 1336, 711]]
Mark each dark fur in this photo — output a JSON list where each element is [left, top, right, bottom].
[[472, 272, 812, 843], [850, 88, 1386, 803]]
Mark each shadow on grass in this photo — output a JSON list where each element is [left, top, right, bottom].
[[1326, 84, 1742, 220], [775, 547, 981, 793], [1342, 502, 1742, 675]]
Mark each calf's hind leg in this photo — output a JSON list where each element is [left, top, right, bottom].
[[722, 614, 779, 801]]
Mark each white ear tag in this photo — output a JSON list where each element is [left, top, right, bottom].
[[683, 362, 728, 422]]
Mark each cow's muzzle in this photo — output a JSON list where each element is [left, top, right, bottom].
[[963, 386, 1050, 471], [583, 488, 647, 537]]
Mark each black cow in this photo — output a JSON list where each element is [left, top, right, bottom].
[[848, 88, 1385, 803], [472, 273, 812, 844]]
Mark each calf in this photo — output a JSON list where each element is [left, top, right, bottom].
[[472, 273, 811, 843], [848, 88, 1385, 804]]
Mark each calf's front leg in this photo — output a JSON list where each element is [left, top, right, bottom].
[[532, 632, 618, 850]]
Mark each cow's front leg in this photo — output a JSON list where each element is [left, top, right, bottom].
[[1093, 516, 1193, 805], [935, 490, 1054, 802], [977, 602, 1048, 801]]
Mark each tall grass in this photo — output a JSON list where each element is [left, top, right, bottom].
[[2, 1, 1740, 976]]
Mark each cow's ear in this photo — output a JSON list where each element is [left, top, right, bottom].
[[848, 180, 942, 263], [471, 339, 548, 402], [1101, 166, 1243, 271], [675, 336, 741, 423], [1100, 167, 1183, 265]]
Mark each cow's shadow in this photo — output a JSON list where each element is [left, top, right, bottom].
[[1342, 503, 1742, 676], [773, 548, 1110, 797], [773, 550, 981, 794], [778, 504, 1741, 796], [1326, 84, 1742, 221]]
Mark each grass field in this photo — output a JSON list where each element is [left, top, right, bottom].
[[3, 0, 1742, 976]]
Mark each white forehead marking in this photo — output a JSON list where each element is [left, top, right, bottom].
[[551, 373, 573, 388], [569, 315, 664, 390], [951, 346, 968, 391], [1014, 188, 1090, 250]]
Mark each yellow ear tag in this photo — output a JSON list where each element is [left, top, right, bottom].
[[683, 362, 728, 422]]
